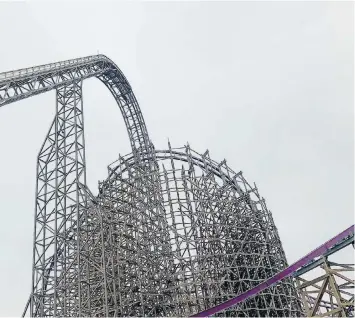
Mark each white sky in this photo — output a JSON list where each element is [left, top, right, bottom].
[[0, 1, 353, 316]]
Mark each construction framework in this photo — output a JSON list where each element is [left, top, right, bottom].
[[0, 55, 351, 317]]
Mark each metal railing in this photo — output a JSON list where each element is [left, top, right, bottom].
[[0, 54, 109, 81]]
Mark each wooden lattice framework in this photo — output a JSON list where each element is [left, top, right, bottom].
[[296, 256, 354, 317]]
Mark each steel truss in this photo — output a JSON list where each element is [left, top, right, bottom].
[[0, 55, 303, 317], [32, 80, 87, 316]]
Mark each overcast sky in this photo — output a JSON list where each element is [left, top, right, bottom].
[[0, 1, 353, 316]]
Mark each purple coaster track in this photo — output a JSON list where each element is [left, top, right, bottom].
[[191, 224, 355, 317]]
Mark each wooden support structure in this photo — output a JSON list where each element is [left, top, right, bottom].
[[295, 257, 354, 317]]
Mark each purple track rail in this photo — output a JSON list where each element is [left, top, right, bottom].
[[191, 224, 354, 317]]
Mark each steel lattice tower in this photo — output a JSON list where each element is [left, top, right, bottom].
[[0, 55, 304, 317]]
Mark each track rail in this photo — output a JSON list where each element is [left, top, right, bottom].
[[191, 225, 354, 317], [0, 54, 151, 151]]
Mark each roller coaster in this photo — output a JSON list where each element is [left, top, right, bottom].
[[0, 55, 353, 317]]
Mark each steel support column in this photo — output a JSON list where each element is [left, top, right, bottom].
[[31, 80, 86, 316]]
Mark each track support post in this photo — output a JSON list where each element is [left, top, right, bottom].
[[30, 80, 87, 316]]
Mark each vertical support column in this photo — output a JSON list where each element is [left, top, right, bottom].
[[30, 80, 86, 317]]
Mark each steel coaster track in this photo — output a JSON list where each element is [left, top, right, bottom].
[[0, 54, 151, 152], [191, 224, 355, 317]]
